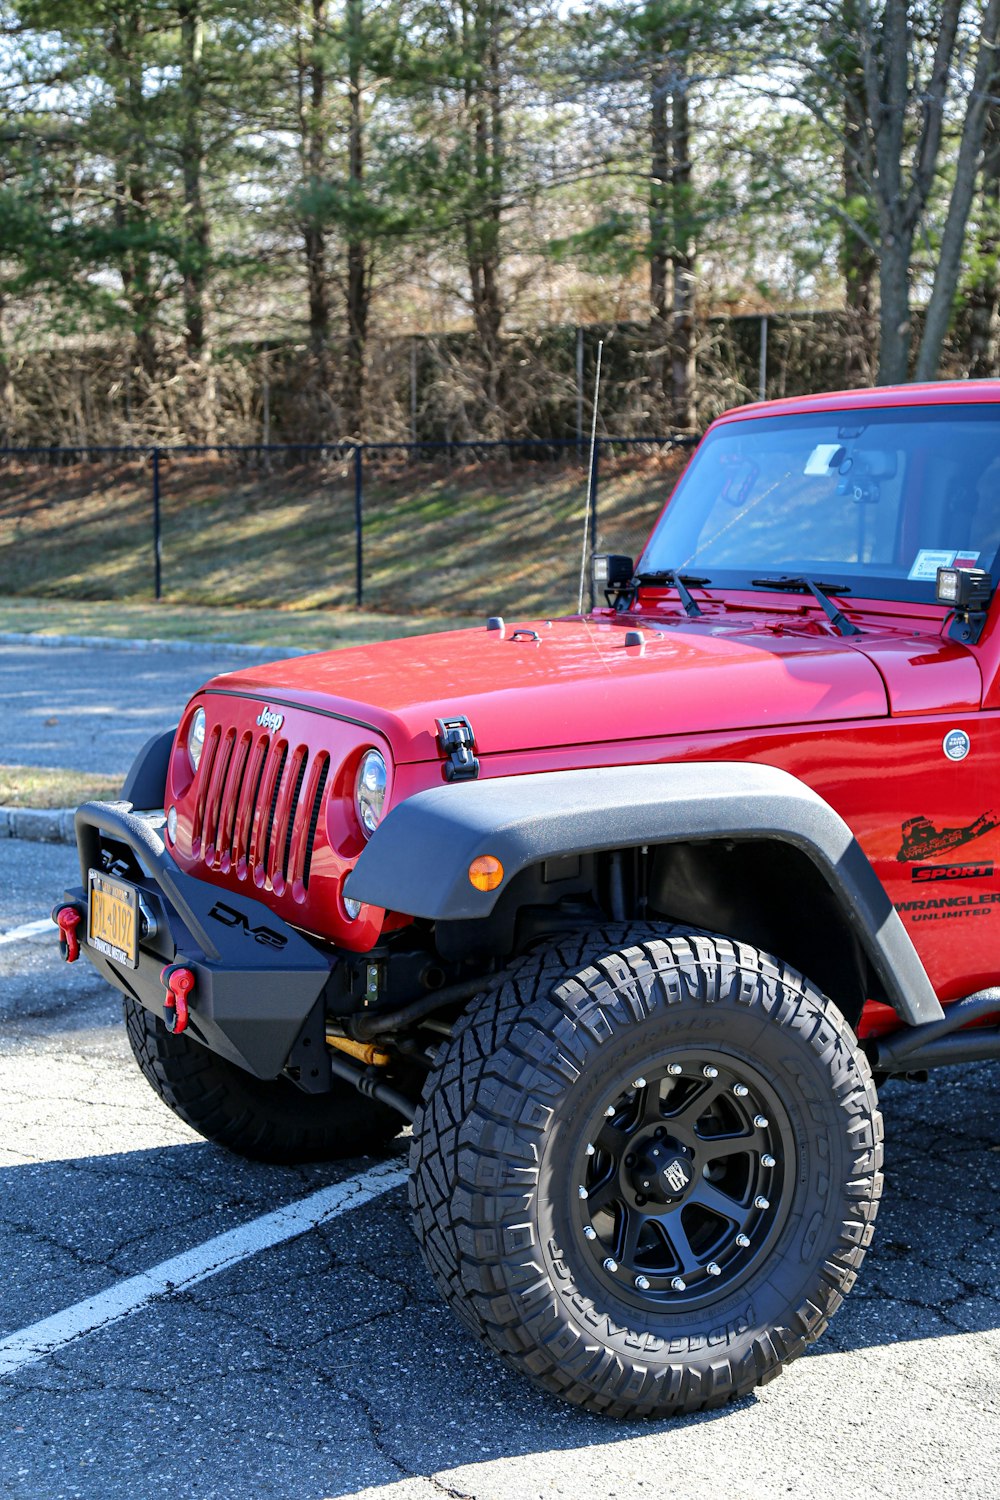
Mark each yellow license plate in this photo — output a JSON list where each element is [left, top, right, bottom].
[[88, 870, 139, 969]]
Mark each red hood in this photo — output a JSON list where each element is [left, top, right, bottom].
[[205, 616, 891, 762]]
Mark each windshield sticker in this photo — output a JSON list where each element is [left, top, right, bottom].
[[954, 551, 981, 570], [803, 443, 844, 476], [908, 548, 956, 581]]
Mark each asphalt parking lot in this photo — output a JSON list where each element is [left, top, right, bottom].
[[2, 643, 1000, 1499], [0, 640, 268, 778]]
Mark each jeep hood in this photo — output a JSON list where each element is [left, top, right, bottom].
[[207, 617, 894, 763]]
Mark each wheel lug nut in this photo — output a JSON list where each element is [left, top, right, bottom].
[[625, 1153, 636, 1167], [753, 1114, 769, 1128], [605, 1105, 616, 1116], [707, 1261, 722, 1276], [583, 1225, 597, 1240], [736, 1233, 750, 1248], [667, 1063, 682, 1076], [733, 1083, 749, 1097], [635, 1275, 650, 1290], [642, 1180, 651, 1189], [635, 1194, 646, 1206], [633, 1076, 647, 1089], [754, 1195, 770, 1210], [671, 1276, 687, 1291], [603, 1257, 618, 1273], [578, 1185, 589, 1199], [654, 1126, 666, 1138], [585, 1143, 596, 1156], [761, 1153, 776, 1168], [702, 1065, 718, 1079]]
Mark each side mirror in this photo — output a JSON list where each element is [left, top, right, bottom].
[[936, 566, 993, 644]]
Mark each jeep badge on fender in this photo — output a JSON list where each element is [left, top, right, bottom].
[[60, 382, 1000, 1420]]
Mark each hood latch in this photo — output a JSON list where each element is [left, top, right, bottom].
[[436, 715, 480, 782]]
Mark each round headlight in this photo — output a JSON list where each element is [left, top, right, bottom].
[[187, 707, 206, 770], [355, 750, 387, 837]]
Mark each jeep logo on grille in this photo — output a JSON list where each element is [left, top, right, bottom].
[[256, 706, 284, 733]]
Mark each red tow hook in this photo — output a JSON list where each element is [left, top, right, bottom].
[[53, 905, 82, 964], [160, 964, 195, 1035]]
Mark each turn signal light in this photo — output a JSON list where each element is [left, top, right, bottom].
[[468, 855, 504, 892]]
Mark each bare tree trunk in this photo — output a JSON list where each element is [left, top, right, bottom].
[[669, 45, 695, 429], [0, 293, 15, 441], [343, 0, 368, 438], [855, 0, 963, 383], [298, 0, 332, 421], [462, 0, 505, 433], [647, 25, 670, 419], [179, 0, 215, 439], [110, 12, 158, 383], [840, 1, 876, 382], [649, 42, 670, 326], [914, 0, 1000, 380], [969, 97, 1000, 377], [877, 231, 914, 383]]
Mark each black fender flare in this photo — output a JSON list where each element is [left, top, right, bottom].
[[345, 761, 944, 1028], [121, 729, 174, 809]]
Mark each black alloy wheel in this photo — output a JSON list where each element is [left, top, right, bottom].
[[575, 1052, 793, 1313]]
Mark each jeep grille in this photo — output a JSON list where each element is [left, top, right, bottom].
[[190, 725, 327, 896]]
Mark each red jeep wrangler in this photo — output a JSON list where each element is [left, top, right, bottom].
[[58, 383, 1000, 1418]]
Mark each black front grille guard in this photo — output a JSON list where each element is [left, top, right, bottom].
[[67, 801, 335, 1085]]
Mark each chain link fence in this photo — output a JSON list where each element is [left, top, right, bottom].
[[0, 437, 695, 620]]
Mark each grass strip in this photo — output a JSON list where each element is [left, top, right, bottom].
[[0, 598, 476, 653], [0, 764, 123, 810]]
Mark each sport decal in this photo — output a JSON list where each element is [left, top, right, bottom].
[[896, 812, 999, 863], [911, 861, 994, 883]]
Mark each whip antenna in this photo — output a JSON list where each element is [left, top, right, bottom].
[[577, 338, 604, 615]]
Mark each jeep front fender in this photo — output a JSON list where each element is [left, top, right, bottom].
[[345, 761, 943, 1027]]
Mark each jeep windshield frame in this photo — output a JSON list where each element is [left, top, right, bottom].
[[637, 404, 1000, 606]]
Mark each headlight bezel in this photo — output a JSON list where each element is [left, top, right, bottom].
[[187, 706, 207, 770], [355, 748, 388, 838]]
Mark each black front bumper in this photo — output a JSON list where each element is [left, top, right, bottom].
[[65, 801, 335, 1084]]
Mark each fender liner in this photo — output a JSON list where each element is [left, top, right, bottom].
[[345, 762, 943, 1027], [121, 729, 174, 808]]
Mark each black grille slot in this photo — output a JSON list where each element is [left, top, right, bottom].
[[301, 755, 329, 890], [281, 753, 309, 882], [223, 735, 252, 858], [207, 733, 236, 855], [242, 736, 269, 856], [261, 743, 288, 873]]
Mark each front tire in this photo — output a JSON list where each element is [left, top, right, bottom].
[[124, 996, 402, 1163], [410, 926, 882, 1417]]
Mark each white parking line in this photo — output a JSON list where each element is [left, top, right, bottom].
[[0, 917, 55, 946], [0, 1158, 408, 1379]]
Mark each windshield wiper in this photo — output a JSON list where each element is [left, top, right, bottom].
[[633, 570, 711, 619], [751, 576, 860, 637]]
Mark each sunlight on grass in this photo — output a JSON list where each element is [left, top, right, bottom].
[[0, 450, 685, 619]]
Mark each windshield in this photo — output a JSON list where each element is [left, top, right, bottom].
[[638, 405, 1000, 602]]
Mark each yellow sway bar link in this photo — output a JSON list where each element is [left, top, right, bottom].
[[326, 1032, 391, 1068]]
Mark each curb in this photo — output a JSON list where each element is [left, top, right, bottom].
[[0, 630, 307, 658], [0, 806, 77, 845]]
